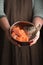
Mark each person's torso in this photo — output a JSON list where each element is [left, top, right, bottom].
[[4, 0, 32, 25]]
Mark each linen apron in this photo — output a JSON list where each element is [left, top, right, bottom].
[[0, 0, 43, 65]]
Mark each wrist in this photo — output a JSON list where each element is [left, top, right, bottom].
[[33, 17, 43, 30], [0, 17, 10, 32]]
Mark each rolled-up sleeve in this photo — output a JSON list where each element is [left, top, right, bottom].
[[0, 0, 6, 18], [33, 0, 43, 18]]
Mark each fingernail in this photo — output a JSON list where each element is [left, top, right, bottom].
[[18, 44, 21, 47]]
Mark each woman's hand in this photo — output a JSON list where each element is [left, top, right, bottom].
[[30, 17, 43, 46], [0, 17, 21, 47], [5, 30, 21, 47], [30, 31, 40, 46]]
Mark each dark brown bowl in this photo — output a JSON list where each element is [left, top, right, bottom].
[[10, 21, 37, 46]]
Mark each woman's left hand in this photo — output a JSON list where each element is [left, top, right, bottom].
[[30, 31, 40, 46]]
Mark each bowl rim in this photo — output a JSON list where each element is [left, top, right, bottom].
[[9, 21, 35, 44], [10, 21, 34, 32]]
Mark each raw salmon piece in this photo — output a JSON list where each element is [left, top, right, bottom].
[[16, 36, 24, 42], [12, 26, 22, 36], [11, 32, 17, 39], [11, 32, 15, 37]]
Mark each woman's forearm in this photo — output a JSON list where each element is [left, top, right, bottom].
[[33, 17, 43, 29], [0, 17, 10, 32]]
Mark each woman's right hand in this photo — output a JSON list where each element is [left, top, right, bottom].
[[0, 17, 21, 47], [5, 30, 21, 47]]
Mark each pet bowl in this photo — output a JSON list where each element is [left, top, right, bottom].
[[10, 21, 38, 46]]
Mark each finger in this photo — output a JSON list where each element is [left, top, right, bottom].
[[17, 44, 21, 47], [5, 31, 21, 47], [9, 37, 21, 47]]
